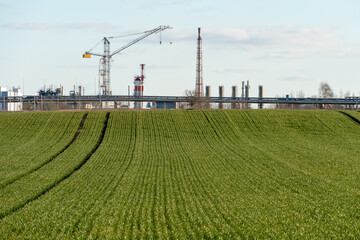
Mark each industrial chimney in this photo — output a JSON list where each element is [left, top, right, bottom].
[[134, 64, 145, 109]]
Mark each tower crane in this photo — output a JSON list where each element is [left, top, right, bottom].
[[83, 25, 172, 96]]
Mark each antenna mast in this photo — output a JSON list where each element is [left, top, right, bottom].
[[195, 27, 204, 98]]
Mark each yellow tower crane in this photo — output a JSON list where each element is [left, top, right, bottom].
[[83, 25, 172, 96]]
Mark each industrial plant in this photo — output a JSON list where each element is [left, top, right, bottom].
[[0, 87, 23, 111], [0, 26, 359, 111]]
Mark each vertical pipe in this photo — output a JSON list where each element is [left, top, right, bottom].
[[140, 64, 145, 109], [258, 85, 263, 109], [128, 85, 130, 108], [231, 86, 238, 109], [245, 80, 250, 109], [241, 81, 245, 109], [205, 85, 210, 98], [245, 80, 249, 98], [219, 86, 223, 109], [205, 85, 211, 109]]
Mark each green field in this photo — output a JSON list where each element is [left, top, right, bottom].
[[0, 110, 359, 239]]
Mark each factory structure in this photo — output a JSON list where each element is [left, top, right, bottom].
[[201, 81, 262, 110], [133, 64, 145, 109], [193, 28, 263, 110], [0, 26, 264, 111], [1, 26, 358, 111], [83, 25, 171, 96], [0, 87, 23, 111], [195, 28, 204, 98]]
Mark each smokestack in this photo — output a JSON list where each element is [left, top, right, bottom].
[[245, 80, 250, 109], [232, 86, 238, 109], [134, 64, 145, 109], [219, 86, 224, 109], [205, 85, 210, 98], [258, 85, 263, 109]]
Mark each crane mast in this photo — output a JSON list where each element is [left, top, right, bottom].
[[99, 38, 110, 95], [84, 25, 171, 96]]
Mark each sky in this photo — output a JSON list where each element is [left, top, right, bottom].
[[0, 0, 359, 97]]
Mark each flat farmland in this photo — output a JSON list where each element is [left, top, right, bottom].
[[0, 110, 359, 239]]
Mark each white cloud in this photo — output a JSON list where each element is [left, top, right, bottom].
[[171, 25, 360, 59], [204, 26, 338, 50], [3, 22, 359, 59], [254, 49, 308, 59], [56, 64, 98, 69], [56, 63, 128, 70], [137, 0, 208, 9], [148, 64, 190, 69], [215, 67, 261, 73], [283, 75, 312, 81], [0, 22, 121, 32]]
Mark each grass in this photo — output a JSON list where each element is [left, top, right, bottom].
[[0, 111, 84, 187], [0, 109, 359, 239]]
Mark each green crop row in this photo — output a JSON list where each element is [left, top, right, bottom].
[[0, 111, 84, 186], [0, 111, 107, 220], [0, 110, 359, 239]]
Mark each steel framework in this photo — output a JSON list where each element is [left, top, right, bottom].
[[6, 95, 359, 108], [84, 26, 171, 96], [195, 28, 203, 98]]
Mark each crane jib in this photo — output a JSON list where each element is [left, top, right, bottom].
[[83, 25, 172, 96]]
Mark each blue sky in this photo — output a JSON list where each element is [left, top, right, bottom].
[[0, 0, 359, 97]]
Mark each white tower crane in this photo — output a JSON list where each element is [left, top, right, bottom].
[[83, 25, 172, 96]]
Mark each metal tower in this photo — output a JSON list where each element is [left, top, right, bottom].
[[134, 64, 145, 109], [84, 25, 171, 96], [98, 38, 111, 95], [195, 27, 203, 98]]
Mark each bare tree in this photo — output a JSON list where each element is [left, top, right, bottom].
[[318, 82, 335, 109], [184, 89, 209, 110], [319, 82, 334, 98], [184, 89, 197, 108]]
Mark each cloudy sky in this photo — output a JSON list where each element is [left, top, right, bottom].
[[0, 0, 359, 97]]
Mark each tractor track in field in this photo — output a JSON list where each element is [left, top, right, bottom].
[[0, 112, 110, 220], [340, 111, 360, 125], [0, 113, 88, 190]]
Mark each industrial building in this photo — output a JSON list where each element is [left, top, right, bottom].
[[1, 27, 358, 112], [0, 87, 23, 111], [155, 102, 177, 109]]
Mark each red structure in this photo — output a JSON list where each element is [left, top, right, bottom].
[[134, 64, 145, 109], [195, 28, 203, 98]]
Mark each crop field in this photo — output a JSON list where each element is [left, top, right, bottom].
[[0, 110, 359, 239]]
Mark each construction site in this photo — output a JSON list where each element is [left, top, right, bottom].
[[1, 26, 359, 111]]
